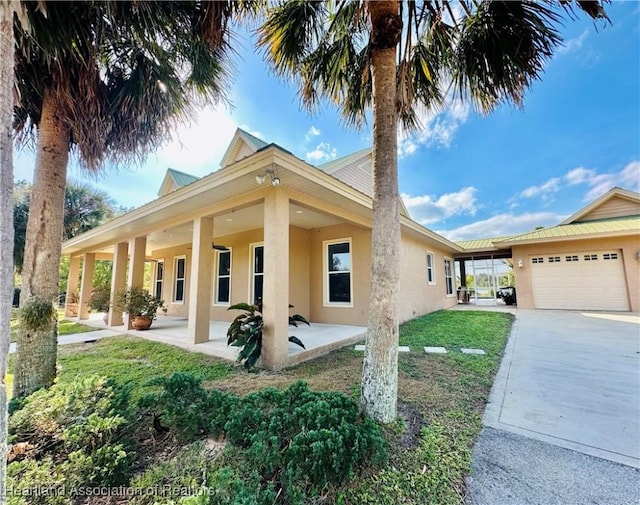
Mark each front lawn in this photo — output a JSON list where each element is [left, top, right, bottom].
[[10, 308, 100, 342], [8, 309, 513, 505]]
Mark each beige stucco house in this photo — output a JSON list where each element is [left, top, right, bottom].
[[457, 187, 640, 312], [62, 129, 462, 369]]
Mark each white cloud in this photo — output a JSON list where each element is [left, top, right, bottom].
[[398, 101, 470, 158], [402, 187, 478, 225], [519, 177, 561, 199], [305, 142, 337, 163], [557, 29, 589, 55], [305, 126, 321, 141], [438, 211, 566, 242], [518, 161, 640, 203]]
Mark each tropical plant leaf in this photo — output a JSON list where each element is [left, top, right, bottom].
[[289, 314, 310, 326], [288, 336, 306, 349], [228, 302, 258, 312]]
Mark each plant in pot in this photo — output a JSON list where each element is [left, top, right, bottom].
[[227, 302, 308, 370], [88, 284, 111, 323], [115, 287, 167, 330]]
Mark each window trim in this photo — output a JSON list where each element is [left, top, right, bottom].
[[444, 257, 454, 297], [154, 259, 165, 301], [248, 242, 264, 305], [173, 255, 186, 304], [323, 237, 354, 308], [426, 251, 436, 285], [213, 248, 232, 307]]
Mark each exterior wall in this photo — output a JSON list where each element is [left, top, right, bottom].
[[399, 235, 458, 322], [579, 198, 640, 222], [309, 223, 372, 326], [512, 235, 640, 311], [151, 226, 311, 323]]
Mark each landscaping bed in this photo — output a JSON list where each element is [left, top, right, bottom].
[[7, 310, 513, 505]]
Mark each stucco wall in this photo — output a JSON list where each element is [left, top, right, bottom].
[[512, 236, 640, 311], [399, 235, 459, 322]]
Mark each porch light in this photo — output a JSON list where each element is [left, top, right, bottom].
[[517, 259, 524, 268], [256, 164, 280, 186], [271, 176, 280, 186]]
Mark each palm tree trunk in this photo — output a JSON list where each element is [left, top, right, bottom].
[[361, 0, 402, 424], [13, 89, 69, 398], [1, 1, 16, 499]]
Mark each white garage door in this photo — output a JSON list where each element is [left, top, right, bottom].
[[530, 250, 630, 311]]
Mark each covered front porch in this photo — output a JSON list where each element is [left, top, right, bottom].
[[72, 313, 367, 366]]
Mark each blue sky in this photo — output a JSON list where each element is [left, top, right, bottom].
[[13, 2, 640, 241]]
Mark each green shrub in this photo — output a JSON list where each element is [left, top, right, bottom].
[[139, 372, 239, 441], [8, 375, 133, 493]]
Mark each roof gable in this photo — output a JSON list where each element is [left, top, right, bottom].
[[157, 168, 199, 196], [561, 187, 640, 224], [317, 148, 410, 218], [220, 128, 269, 168]]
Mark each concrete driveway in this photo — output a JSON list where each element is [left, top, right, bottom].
[[468, 309, 640, 505], [483, 309, 639, 467]]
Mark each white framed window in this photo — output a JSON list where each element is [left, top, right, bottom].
[[324, 238, 353, 307], [173, 256, 186, 303], [444, 257, 454, 296], [154, 260, 164, 300], [426, 251, 435, 285], [249, 243, 264, 305], [214, 249, 232, 306]]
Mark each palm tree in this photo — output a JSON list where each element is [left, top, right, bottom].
[[258, 0, 609, 423], [12, 0, 251, 398]]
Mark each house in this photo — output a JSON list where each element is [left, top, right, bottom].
[[62, 128, 462, 369], [456, 187, 640, 312]]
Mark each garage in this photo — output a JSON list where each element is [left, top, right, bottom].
[[530, 250, 630, 311]]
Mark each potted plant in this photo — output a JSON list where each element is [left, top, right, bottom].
[[115, 287, 167, 330], [88, 284, 111, 322]]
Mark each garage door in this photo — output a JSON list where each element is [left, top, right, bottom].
[[530, 250, 630, 311]]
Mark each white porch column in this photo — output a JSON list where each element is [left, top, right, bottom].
[[126, 236, 147, 329], [261, 189, 289, 370], [64, 256, 81, 317], [188, 217, 213, 344], [77, 253, 95, 320], [108, 242, 128, 326]]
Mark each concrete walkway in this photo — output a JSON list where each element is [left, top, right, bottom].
[[9, 329, 122, 354], [468, 309, 640, 505]]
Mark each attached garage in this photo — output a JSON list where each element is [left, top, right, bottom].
[[529, 250, 630, 311]]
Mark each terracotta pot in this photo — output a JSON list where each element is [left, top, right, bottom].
[[132, 315, 153, 330]]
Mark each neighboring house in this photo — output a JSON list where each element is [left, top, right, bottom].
[[457, 187, 640, 312], [62, 128, 462, 369]]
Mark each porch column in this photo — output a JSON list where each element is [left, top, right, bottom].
[[77, 253, 95, 320], [262, 189, 289, 370], [64, 256, 81, 317], [188, 217, 213, 344], [108, 242, 128, 326], [126, 236, 146, 329]]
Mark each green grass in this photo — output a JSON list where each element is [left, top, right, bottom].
[[10, 309, 514, 505], [10, 308, 101, 342]]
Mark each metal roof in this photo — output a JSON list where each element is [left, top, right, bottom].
[[456, 236, 511, 250], [167, 168, 199, 188]]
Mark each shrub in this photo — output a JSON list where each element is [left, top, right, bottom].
[[8, 375, 133, 493]]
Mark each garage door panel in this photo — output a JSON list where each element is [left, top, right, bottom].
[[530, 250, 629, 311]]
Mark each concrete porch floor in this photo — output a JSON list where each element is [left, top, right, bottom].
[[74, 313, 366, 366]]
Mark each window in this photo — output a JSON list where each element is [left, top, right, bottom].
[[603, 252, 618, 260], [444, 258, 454, 296], [154, 260, 164, 300], [214, 249, 232, 305], [584, 254, 598, 261], [548, 256, 561, 263], [250, 244, 264, 305], [531, 257, 544, 264], [426, 251, 435, 285], [173, 256, 186, 303], [565, 255, 579, 262], [324, 239, 352, 306]]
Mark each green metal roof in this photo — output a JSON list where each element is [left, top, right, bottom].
[[497, 215, 640, 244], [456, 237, 511, 250], [167, 168, 199, 188], [238, 128, 269, 150], [317, 147, 371, 172]]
